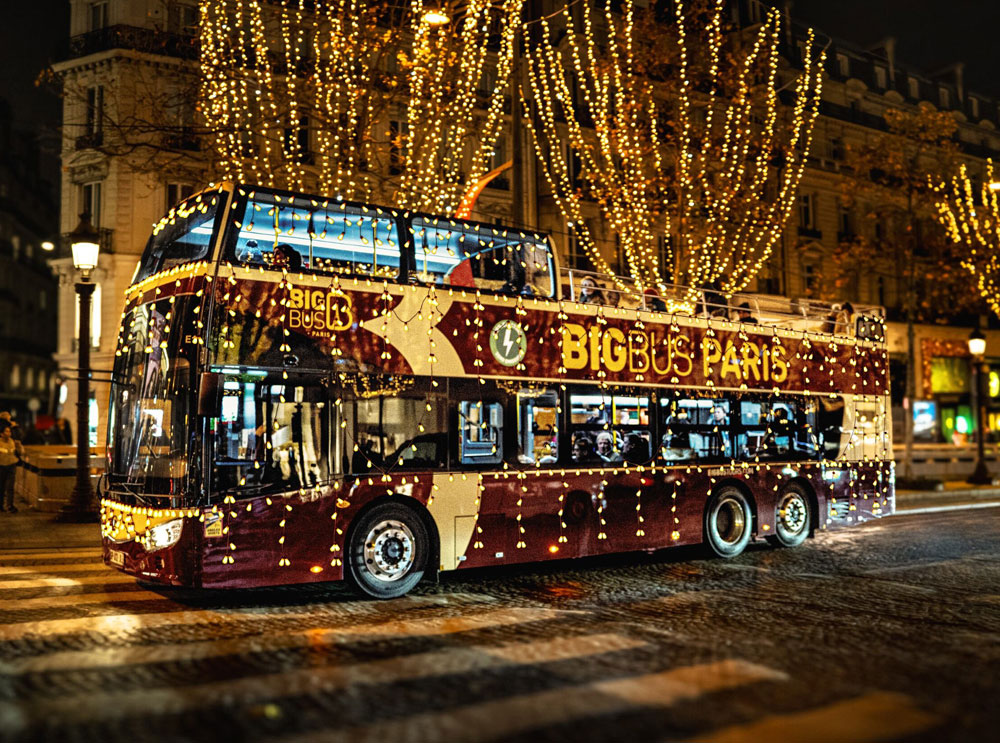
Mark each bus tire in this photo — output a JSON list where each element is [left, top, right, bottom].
[[767, 483, 811, 549], [704, 486, 753, 558], [346, 502, 429, 600]]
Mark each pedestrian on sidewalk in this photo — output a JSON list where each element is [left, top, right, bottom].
[[0, 420, 24, 513], [0, 411, 23, 441]]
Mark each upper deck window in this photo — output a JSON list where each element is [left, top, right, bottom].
[[411, 216, 554, 297], [228, 190, 400, 278], [136, 191, 222, 283]]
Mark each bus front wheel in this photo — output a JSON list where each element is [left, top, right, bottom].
[[767, 484, 811, 549], [346, 502, 429, 599], [704, 487, 753, 558]]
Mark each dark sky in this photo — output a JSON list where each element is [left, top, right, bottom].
[[0, 1, 996, 129], [790, 0, 1000, 97]]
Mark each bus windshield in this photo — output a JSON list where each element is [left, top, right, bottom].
[[107, 298, 198, 495], [135, 190, 224, 283]]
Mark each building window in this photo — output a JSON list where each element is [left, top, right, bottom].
[[836, 53, 849, 77], [803, 263, 819, 295], [166, 183, 195, 210], [874, 65, 887, 89], [939, 86, 951, 109], [566, 226, 594, 273], [39, 289, 47, 310], [838, 207, 854, 239], [908, 76, 920, 99], [85, 86, 104, 136], [970, 97, 980, 119], [11, 234, 20, 260], [798, 193, 815, 230], [10, 365, 20, 391], [88, 1, 109, 31], [81, 181, 103, 227], [74, 282, 102, 349], [168, 2, 199, 34]]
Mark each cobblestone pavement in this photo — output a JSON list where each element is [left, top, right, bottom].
[[1, 507, 998, 743]]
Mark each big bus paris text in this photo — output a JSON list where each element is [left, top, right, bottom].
[[100, 183, 894, 598]]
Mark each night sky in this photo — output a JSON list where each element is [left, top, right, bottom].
[[0, 1, 996, 133]]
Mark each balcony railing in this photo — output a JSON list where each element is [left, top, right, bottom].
[[61, 25, 198, 62], [61, 227, 114, 255], [75, 131, 104, 150]]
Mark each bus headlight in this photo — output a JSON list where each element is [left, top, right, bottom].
[[147, 518, 184, 551]]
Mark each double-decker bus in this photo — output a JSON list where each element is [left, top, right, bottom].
[[100, 183, 894, 598]]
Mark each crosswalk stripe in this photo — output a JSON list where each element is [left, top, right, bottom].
[[0, 632, 645, 729], [2, 607, 576, 673], [0, 573, 134, 590], [0, 563, 113, 575], [1, 589, 173, 611], [683, 691, 939, 743], [274, 659, 786, 743], [0, 549, 103, 561], [0, 591, 509, 641]]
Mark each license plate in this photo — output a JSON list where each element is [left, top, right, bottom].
[[109, 550, 125, 567]]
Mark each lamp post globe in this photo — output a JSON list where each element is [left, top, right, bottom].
[[58, 212, 102, 523]]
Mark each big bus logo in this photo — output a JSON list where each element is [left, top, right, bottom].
[[287, 286, 354, 335]]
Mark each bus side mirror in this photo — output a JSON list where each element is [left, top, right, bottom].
[[198, 372, 222, 416]]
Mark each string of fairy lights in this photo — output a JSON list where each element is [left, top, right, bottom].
[[198, 0, 520, 215], [522, 0, 824, 297], [936, 160, 1000, 317]]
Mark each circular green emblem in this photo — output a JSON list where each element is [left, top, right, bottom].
[[489, 320, 527, 367]]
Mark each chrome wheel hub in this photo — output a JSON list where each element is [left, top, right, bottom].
[[363, 520, 415, 582], [778, 494, 807, 534], [715, 498, 746, 545]]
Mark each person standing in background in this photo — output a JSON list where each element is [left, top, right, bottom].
[[0, 421, 24, 512]]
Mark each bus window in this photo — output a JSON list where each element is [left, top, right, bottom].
[[736, 397, 819, 461], [819, 396, 847, 459], [570, 390, 651, 465], [137, 191, 222, 282], [229, 191, 400, 278], [411, 216, 554, 297], [459, 400, 503, 466], [343, 381, 448, 473], [212, 377, 331, 495], [516, 389, 559, 466], [660, 397, 731, 462]]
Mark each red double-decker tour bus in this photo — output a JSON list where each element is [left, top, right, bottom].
[[101, 183, 894, 598]]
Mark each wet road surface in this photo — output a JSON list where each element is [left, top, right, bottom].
[[1, 507, 997, 742]]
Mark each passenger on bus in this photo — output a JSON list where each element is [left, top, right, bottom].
[[643, 287, 667, 311], [834, 302, 855, 335], [663, 408, 691, 448], [702, 279, 728, 318], [578, 277, 605, 305], [571, 434, 599, 464], [736, 302, 759, 324], [595, 432, 623, 463], [707, 405, 730, 457], [622, 433, 649, 464], [272, 243, 302, 271]]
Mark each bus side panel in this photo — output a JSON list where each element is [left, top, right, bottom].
[[199, 488, 349, 589]]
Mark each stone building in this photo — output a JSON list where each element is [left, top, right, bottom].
[[0, 99, 59, 424], [50, 0, 1000, 452]]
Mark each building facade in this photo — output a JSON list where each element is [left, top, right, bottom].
[[0, 99, 59, 424], [51, 0, 1000, 452]]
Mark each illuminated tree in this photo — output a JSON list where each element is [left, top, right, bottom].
[[936, 160, 1000, 317], [523, 0, 824, 292], [199, 0, 521, 214]]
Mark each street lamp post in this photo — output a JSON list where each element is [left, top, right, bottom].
[[967, 329, 991, 485], [57, 213, 101, 523]]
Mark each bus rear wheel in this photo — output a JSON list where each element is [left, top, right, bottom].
[[347, 502, 429, 599], [767, 484, 811, 548], [704, 487, 753, 558]]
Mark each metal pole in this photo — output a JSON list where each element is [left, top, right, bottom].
[[58, 280, 98, 522], [969, 358, 991, 484]]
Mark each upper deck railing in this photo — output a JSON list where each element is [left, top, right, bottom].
[[561, 267, 885, 340]]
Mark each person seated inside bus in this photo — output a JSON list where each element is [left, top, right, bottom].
[[595, 431, 623, 463], [571, 434, 601, 464], [735, 302, 759, 324], [706, 405, 730, 458], [758, 407, 792, 455], [643, 287, 667, 312], [578, 277, 605, 305], [661, 408, 696, 461], [621, 433, 650, 464], [389, 432, 447, 469], [272, 243, 302, 271]]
